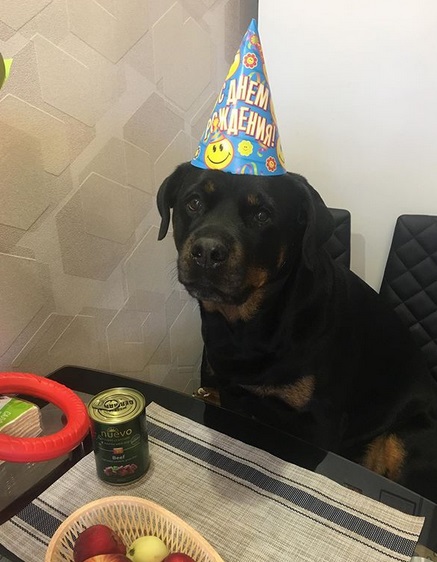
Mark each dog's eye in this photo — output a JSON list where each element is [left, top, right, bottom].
[[254, 208, 271, 224], [186, 197, 202, 214]]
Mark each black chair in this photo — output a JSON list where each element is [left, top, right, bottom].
[[199, 207, 352, 389], [379, 215, 437, 380], [324, 208, 351, 268]]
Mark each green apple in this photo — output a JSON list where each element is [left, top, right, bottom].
[[126, 536, 169, 562]]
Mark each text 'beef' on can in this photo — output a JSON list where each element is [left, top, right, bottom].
[[87, 387, 150, 485]]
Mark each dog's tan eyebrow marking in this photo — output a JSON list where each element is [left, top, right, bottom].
[[247, 193, 259, 206], [362, 434, 406, 481], [204, 180, 216, 193]]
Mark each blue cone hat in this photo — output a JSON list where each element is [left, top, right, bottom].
[[191, 19, 286, 176]]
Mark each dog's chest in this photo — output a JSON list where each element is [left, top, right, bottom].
[[201, 310, 315, 385]]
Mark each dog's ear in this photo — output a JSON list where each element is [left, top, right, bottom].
[[297, 176, 334, 269], [157, 162, 191, 240]]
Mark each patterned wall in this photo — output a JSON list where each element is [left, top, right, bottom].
[[0, 0, 258, 393]]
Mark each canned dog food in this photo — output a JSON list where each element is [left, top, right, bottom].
[[88, 387, 150, 485]]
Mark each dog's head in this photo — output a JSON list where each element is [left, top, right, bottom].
[[157, 163, 333, 318]]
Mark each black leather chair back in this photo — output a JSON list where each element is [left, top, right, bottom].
[[379, 215, 437, 380], [325, 208, 351, 268]]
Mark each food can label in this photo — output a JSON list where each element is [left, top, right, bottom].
[[88, 388, 150, 485]]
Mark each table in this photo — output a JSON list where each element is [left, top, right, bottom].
[[1, 365, 437, 562]]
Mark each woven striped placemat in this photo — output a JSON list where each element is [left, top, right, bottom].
[[0, 403, 424, 561]]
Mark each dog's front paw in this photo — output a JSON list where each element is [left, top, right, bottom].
[[193, 386, 221, 407]]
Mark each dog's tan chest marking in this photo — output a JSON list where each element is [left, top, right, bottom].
[[243, 375, 316, 410], [362, 434, 406, 481]]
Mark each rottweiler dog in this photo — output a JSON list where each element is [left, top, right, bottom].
[[157, 161, 437, 501]]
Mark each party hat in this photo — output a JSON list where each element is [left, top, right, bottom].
[[191, 19, 286, 176]]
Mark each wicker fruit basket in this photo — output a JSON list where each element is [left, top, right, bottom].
[[45, 496, 225, 562]]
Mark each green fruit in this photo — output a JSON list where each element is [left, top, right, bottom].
[[127, 536, 169, 562]]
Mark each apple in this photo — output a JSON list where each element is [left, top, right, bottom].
[[162, 554, 196, 562], [126, 536, 169, 562], [85, 552, 130, 562], [73, 524, 126, 562]]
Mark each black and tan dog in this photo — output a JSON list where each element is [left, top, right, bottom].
[[157, 161, 437, 501]]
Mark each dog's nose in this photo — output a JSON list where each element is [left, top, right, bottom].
[[191, 237, 228, 268]]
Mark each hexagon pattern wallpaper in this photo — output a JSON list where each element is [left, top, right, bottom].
[[0, 0, 258, 393]]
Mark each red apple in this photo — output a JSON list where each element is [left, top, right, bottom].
[[85, 553, 130, 562], [162, 554, 195, 562], [73, 524, 126, 562]]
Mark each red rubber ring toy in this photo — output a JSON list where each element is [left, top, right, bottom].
[[0, 372, 90, 463]]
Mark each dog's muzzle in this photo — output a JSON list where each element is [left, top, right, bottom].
[[178, 231, 249, 304]]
